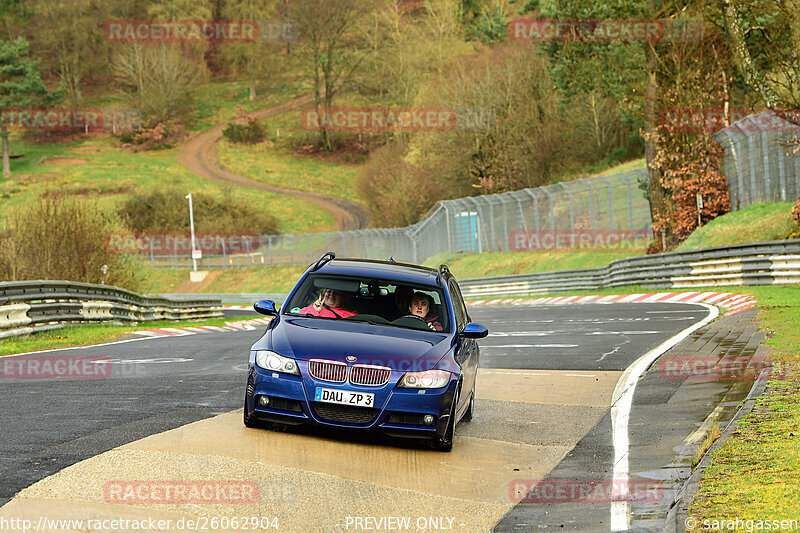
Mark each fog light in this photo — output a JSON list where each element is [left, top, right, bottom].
[[423, 414, 435, 426], [257, 395, 270, 407]]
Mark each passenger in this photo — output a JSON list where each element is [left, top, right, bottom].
[[300, 288, 357, 318], [408, 292, 443, 331]]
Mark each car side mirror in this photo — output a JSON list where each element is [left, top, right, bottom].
[[460, 323, 488, 339], [254, 299, 278, 316]]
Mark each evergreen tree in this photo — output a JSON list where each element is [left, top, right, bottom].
[[0, 37, 62, 177]]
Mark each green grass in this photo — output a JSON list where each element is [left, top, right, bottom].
[[687, 285, 800, 523], [455, 281, 800, 524], [677, 202, 797, 251], [0, 314, 256, 357], [217, 138, 364, 204], [595, 157, 646, 176], [430, 246, 648, 280], [202, 265, 307, 293], [0, 136, 333, 234], [140, 264, 307, 294], [189, 77, 305, 133]]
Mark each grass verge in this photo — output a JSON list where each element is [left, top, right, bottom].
[[687, 285, 800, 523], [458, 282, 800, 523], [0, 314, 256, 357], [677, 202, 796, 251], [436, 247, 647, 279]]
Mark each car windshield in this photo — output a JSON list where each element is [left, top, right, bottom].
[[283, 274, 450, 333]]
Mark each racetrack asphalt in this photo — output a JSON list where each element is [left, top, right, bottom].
[[0, 302, 762, 531]]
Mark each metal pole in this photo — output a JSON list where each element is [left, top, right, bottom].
[[185, 193, 197, 272]]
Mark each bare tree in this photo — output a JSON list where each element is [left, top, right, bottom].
[[113, 43, 203, 123], [289, 0, 370, 151]]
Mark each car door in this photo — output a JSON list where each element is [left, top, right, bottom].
[[448, 279, 478, 413]]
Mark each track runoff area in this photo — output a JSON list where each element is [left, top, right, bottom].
[[0, 295, 763, 532]]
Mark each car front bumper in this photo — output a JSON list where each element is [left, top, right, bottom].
[[245, 362, 458, 439]]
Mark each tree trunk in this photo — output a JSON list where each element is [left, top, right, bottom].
[[2, 120, 10, 178], [644, 43, 668, 244], [722, 0, 781, 109]]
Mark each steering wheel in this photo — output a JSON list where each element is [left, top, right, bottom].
[[400, 314, 428, 323]]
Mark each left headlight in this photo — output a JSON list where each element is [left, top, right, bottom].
[[397, 369, 451, 389], [254, 350, 300, 375]]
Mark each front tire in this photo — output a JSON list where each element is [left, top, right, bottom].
[[462, 380, 475, 423], [431, 384, 460, 452]]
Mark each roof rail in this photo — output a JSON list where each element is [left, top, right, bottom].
[[437, 264, 451, 284], [311, 252, 336, 272]]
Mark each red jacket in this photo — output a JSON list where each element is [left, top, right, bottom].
[[298, 304, 357, 319]]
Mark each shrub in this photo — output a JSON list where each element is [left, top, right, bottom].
[[0, 193, 143, 290], [222, 109, 266, 145], [793, 197, 800, 226], [222, 121, 266, 144], [792, 197, 800, 237], [118, 188, 278, 235], [356, 143, 442, 227]]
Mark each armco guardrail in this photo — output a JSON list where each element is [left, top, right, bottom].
[[0, 280, 223, 339], [166, 240, 800, 305], [457, 239, 800, 298]]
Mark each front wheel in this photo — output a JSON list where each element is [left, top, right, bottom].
[[431, 384, 459, 452], [462, 380, 475, 423]]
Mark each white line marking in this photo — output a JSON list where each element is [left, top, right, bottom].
[[484, 371, 551, 376], [645, 310, 703, 314], [564, 374, 597, 377], [486, 344, 537, 348], [0, 334, 171, 357], [609, 302, 718, 531], [588, 331, 661, 335], [489, 332, 554, 337]]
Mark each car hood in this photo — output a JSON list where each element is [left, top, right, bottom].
[[257, 317, 451, 371]]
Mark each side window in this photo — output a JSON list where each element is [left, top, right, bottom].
[[448, 280, 467, 331]]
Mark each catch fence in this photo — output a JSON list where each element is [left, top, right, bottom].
[[147, 168, 652, 268]]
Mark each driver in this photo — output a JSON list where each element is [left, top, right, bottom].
[[408, 292, 443, 331], [300, 288, 357, 318]]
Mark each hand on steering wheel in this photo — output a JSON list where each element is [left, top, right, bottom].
[[400, 314, 435, 329]]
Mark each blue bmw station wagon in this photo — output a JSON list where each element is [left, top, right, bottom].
[[244, 253, 488, 451]]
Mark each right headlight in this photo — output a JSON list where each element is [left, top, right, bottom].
[[397, 369, 451, 389], [254, 350, 300, 375]]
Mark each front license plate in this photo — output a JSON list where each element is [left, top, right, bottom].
[[315, 387, 374, 407]]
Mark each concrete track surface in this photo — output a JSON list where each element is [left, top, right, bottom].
[[0, 303, 765, 532]]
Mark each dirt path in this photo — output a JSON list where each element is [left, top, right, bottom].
[[179, 94, 371, 231]]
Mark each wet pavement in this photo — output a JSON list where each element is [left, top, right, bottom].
[[0, 302, 763, 532]]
